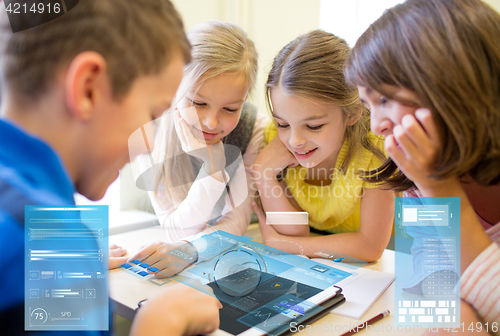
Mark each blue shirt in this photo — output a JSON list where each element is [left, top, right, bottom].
[[0, 119, 111, 335]]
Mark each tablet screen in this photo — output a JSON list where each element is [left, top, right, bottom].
[[207, 268, 338, 336]]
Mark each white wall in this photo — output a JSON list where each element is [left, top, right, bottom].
[[484, 0, 500, 12], [170, 0, 320, 115], [320, 0, 404, 47], [320, 0, 500, 48], [170, 0, 500, 114]]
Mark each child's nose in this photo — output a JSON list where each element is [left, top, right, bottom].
[[289, 130, 306, 148], [371, 113, 392, 137], [201, 111, 218, 130]]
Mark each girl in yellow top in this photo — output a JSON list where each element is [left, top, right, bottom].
[[252, 30, 395, 262]]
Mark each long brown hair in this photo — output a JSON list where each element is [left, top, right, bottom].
[[345, 0, 500, 191], [266, 30, 385, 173]]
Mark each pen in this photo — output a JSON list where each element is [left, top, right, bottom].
[[340, 310, 390, 336]]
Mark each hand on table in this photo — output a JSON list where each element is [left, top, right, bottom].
[[252, 202, 303, 255], [109, 244, 128, 270], [130, 282, 222, 336], [127, 241, 198, 278]]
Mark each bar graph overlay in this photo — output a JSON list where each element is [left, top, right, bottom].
[[395, 197, 460, 329], [25, 206, 108, 331]]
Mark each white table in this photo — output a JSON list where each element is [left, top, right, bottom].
[[109, 225, 422, 336]]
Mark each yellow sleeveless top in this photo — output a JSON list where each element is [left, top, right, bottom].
[[264, 121, 386, 233]]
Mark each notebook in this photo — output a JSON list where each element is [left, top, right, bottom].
[[311, 258, 395, 320]]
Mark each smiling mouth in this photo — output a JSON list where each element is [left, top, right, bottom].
[[293, 148, 318, 159], [296, 149, 315, 155]]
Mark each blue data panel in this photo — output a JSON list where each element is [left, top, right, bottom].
[[25, 206, 109, 331], [395, 197, 460, 329]]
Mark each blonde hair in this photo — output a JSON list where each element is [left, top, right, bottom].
[[154, 21, 258, 206], [345, 0, 500, 191], [265, 30, 385, 173]]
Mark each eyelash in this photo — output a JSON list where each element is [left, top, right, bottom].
[[308, 124, 324, 130], [190, 100, 205, 107], [360, 96, 388, 112], [189, 100, 237, 113], [276, 123, 325, 130], [360, 100, 370, 111]]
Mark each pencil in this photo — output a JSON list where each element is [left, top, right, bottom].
[[340, 310, 390, 336]]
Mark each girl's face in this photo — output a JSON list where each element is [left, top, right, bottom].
[[177, 72, 247, 144], [357, 85, 421, 138], [270, 87, 353, 168]]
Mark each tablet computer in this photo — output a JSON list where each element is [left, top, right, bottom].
[[207, 268, 344, 336]]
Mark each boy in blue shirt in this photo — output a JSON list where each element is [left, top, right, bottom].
[[0, 0, 221, 335]]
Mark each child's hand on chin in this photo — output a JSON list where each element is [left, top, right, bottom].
[[385, 108, 451, 191], [254, 136, 299, 175], [174, 108, 226, 174]]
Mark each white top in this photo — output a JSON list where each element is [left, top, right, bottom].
[[404, 188, 500, 329], [461, 223, 500, 333], [144, 111, 268, 242]]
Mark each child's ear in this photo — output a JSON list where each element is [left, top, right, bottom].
[[64, 51, 108, 121], [346, 107, 363, 126]]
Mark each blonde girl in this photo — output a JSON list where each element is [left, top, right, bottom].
[[141, 21, 267, 242], [345, 0, 500, 331], [252, 30, 395, 262]]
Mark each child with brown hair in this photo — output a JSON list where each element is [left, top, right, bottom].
[[346, 0, 500, 332], [252, 30, 395, 262]]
